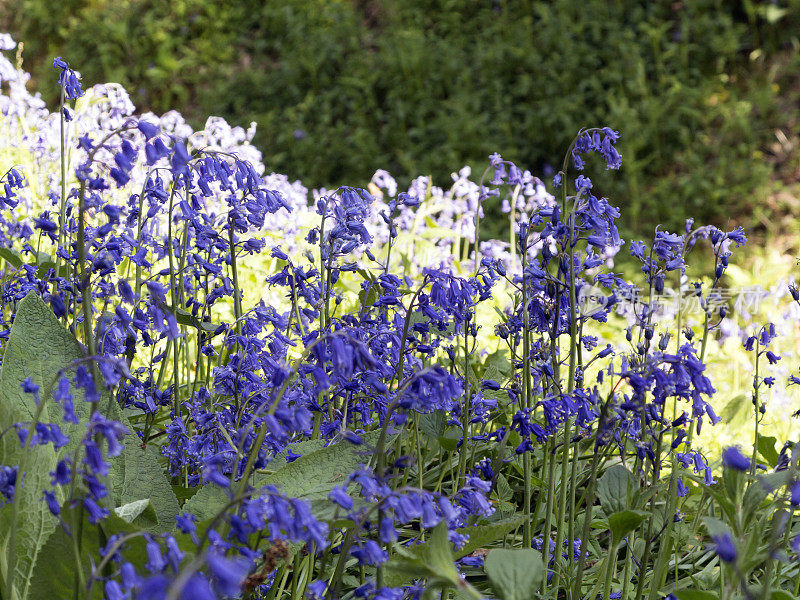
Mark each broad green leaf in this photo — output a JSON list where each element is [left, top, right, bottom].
[[114, 499, 158, 527], [757, 434, 779, 468], [0, 247, 23, 268], [454, 514, 528, 559], [438, 427, 462, 452], [386, 522, 468, 591], [427, 521, 461, 584], [172, 484, 201, 507], [768, 591, 797, 600], [27, 523, 103, 600], [0, 292, 95, 600], [480, 349, 512, 386], [742, 480, 769, 525], [183, 431, 384, 522], [484, 548, 544, 600], [0, 293, 178, 600], [495, 473, 513, 501], [702, 517, 731, 539], [112, 434, 180, 531], [385, 549, 434, 584], [262, 438, 326, 473], [674, 591, 719, 600], [418, 410, 447, 440], [263, 430, 384, 501], [720, 394, 750, 428], [597, 464, 636, 516], [607, 509, 649, 544], [759, 470, 790, 494]]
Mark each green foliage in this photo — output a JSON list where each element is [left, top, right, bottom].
[[483, 548, 544, 600], [597, 464, 636, 516], [0, 294, 75, 600], [675, 590, 720, 600], [386, 521, 482, 598], [28, 523, 102, 600], [607, 509, 649, 545], [182, 430, 384, 522], [453, 514, 528, 560], [0, 293, 178, 600], [5, 0, 800, 235]]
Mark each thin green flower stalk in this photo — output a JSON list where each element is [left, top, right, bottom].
[[573, 420, 606, 598], [456, 318, 471, 493], [751, 337, 761, 479], [552, 141, 582, 590], [520, 223, 533, 549], [55, 84, 69, 296]]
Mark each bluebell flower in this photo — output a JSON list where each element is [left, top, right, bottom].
[[0, 465, 18, 503], [352, 540, 389, 566], [137, 120, 160, 139], [83, 497, 108, 524], [21, 377, 40, 404], [306, 580, 328, 599], [790, 480, 800, 507], [104, 580, 127, 600], [53, 57, 84, 99], [712, 533, 737, 563], [329, 486, 353, 510], [206, 551, 251, 596], [721, 446, 751, 471]]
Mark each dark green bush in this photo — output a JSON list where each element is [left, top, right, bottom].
[[4, 0, 798, 236]]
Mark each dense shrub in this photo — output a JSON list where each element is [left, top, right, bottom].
[[4, 0, 799, 235]]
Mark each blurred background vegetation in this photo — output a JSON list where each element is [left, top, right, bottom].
[[2, 0, 799, 239]]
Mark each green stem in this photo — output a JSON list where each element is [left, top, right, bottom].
[[521, 235, 533, 548], [751, 340, 760, 478], [456, 319, 470, 493]]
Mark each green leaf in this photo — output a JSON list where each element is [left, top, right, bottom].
[[768, 591, 797, 600], [168, 305, 222, 335], [702, 517, 732, 539], [111, 434, 181, 532], [113, 499, 158, 528], [482, 349, 512, 381], [0, 292, 93, 600], [183, 431, 385, 522], [597, 464, 636, 516], [759, 470, 791, 494], [418, 410, 447, 440], [607, 510, 649, 544], [454, 514, 527, 559], [427, 521, 461, 584], [683, 475, 737, 524], [0, 293, 179, 600], [674, 590, 720, 600], [36, 257, 68, 279], [757, 434, 779, 468], [495, 474, 512, 501], [484, 548, 545, 600], [27, 523, 103, 600], [385, 522, 464, 589], [386, 515, 525, 586], [171, 484, 201, 507], [720, 394, 750, 428], [0, 247, 23, 268], [438, 427, 462, 452], [742, 480, 768, 525], [263, 438, 326, 473]]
